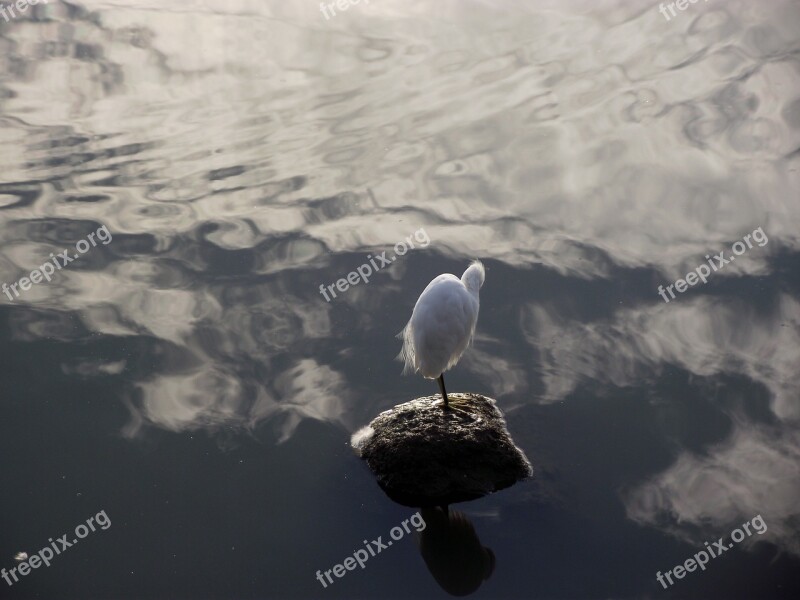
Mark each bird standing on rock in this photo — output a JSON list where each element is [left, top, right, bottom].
[[399, 260, 485, 409]]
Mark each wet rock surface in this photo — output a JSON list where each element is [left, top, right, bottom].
[[351, 393, 532, 507]]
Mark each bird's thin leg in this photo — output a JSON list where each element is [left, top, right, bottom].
[[437, 374, 449, 408], [436, 375, 477, 420]]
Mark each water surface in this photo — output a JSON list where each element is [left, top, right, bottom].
[[1, 0, 799, 598]]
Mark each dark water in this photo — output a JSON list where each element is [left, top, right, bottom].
[[1, 1, 799, 598]]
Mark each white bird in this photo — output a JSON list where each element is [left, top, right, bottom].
[[399, 260, 485, 408]]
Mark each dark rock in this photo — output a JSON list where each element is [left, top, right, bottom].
[[351, 393, 532, 507]]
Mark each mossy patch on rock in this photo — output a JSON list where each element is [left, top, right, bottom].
[[351, 393, 532, 506]]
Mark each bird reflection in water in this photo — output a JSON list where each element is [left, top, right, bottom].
[[417, 506, 495, 596]]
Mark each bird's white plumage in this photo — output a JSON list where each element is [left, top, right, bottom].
[[399, 260, 484, 379]]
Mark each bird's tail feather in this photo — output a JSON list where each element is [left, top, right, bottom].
[[397, 321, 418, 375]]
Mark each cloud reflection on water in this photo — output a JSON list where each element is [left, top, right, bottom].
[[0, 0, 799, 559], [526, 294, 800, 554]]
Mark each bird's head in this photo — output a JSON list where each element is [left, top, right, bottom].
[[461, 260, 485, 294]]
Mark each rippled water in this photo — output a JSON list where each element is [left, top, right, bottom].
[[1, 0, 799, 598]]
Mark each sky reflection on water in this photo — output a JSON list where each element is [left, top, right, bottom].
[[1, 0, 799, 598]]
